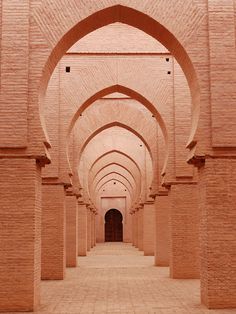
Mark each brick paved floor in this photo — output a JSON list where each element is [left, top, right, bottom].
[[6, 243, 236, 313]]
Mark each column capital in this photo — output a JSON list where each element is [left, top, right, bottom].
[[42, 177, 72, 189], [144, 200, 155, 205]]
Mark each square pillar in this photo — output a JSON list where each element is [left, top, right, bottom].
[[87, 208, 91, 252], [78, 203, 87, 256], [131, 213, 135, 246], [199, 158, 236, 309], [96, 213, 104, 243], [155, 194, 170, 266], [0, 159, 41, 312], [91, 212, 95, 248], [134, 212, 138, 248], [93, 213, 97, 246], [137, 207, 144, 251], [66, 195, 78, 267], [143, 202, 155, 256], [169, 183, 200, 279], [123, 211, 132, 243], [41, 183, 66, 280]]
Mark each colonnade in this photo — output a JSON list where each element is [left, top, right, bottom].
[[0, 1, 236, 312]]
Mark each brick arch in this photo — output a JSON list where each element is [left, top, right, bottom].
[[69, 85, 167, 153], [77, 120, 154, 167], [88, 151, 142, 199], [90, 162, 137, 190], [68, 85, 164, 183], [97, 177, 132, 200], [94, 171, 135, 197], [93, 169, 136, 196], [38, 3, 200, 153], [77, 127, 152, 202], [88, 166, 140, 208], [72, 98, 157, 166], [90, 150, 141, 178]]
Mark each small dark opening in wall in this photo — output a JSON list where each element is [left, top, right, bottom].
[[80, 113, 82, 116], [125, 189, 127, 191], [114, 182, 116, 185], [66, 66, 70, 73], [166, 58, 169, 62], [167, 71, 171, 74], [140, 144, 143, 147], [152, 114, 155, 117]]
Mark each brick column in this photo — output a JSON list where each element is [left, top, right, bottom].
[[93, 211, 97, 246], [0, 159, 41, 311], [131, 212, 135, 246], [155, 193, 170, 266], [199, 158, 236, 309], [91, 211, 95, 248], [137, 206, 144, 251], [143, 202, 155, 256], [78, 203, 87, 256], [41, 183, 66, 280], [169, 182, 199, 279], [66, 195, 78, 267], [134, 211, 138, 248], [96, 212, 104, 243], [87, 207, 91, 252]]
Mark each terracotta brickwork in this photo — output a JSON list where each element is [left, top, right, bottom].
[[0, 159, 41, 311], [66, 196, 78, 267], [41, 185, 66, 280], [87, 208, 92, 252], [143, 203, 155, 256], [169, 184, 200, 279], [154, 195, 170, 266], [0, 1, 236, 311], [137, 207, 144, 251], [199, 158, 236, 308], [78, 204, 87, 256]]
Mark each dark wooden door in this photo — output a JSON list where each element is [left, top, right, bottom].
[[105, 209, 123, 242]]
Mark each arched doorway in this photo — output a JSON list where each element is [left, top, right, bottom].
[[105, 209, 123, 242]]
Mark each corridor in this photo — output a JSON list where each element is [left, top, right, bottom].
[[7, 243, 235, 314]]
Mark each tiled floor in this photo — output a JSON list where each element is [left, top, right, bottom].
[[7, 243, 236, 313]]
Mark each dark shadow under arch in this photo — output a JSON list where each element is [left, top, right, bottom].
[[105, 208, 123, 242]]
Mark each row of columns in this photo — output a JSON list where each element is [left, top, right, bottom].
[[41, 184, 97, 280], [132, 201, 156, 256], [0, 158, 236, 310], [131, 182, 199, 279]]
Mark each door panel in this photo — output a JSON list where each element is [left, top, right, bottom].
[[105, 209, 123, 242]]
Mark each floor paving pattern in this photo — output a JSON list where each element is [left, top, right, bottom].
[[6, 243, 236, 314]]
